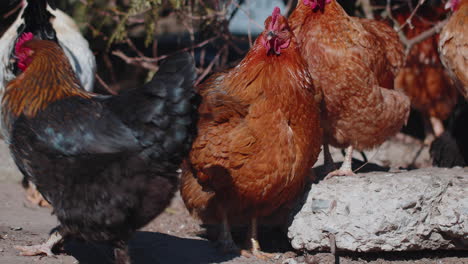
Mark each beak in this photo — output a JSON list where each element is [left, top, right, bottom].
[[267, 31, 276, 41]]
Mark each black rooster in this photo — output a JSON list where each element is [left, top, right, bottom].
[[2, 33, 199, 264]]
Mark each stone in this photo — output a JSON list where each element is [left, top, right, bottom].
[[288, 168, 468, 252]]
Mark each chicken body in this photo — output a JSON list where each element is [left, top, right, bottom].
[[289, 0, 410, 176], [181, 8, 322, 257], [0, 0, 96, 206], [395, 7, 458, 141], [3, 38, 198, 264], [439, 0, 468, 99]]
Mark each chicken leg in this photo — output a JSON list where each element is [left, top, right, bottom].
[[114, 241, 131, 264], [325, 146, 355, 179], [242, 217, 276, 260], [216, 207, 239, 253], [14, 230, 62, 256], [323, 143, 336, 173]]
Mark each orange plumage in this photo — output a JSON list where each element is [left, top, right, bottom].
[[439, 0, 468, 99], [289, 0, 410, 176], [394, 5, 458, 139], [3, 39, 89, 119], [181, 7, 322, 257]]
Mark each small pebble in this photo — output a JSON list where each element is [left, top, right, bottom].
[[0, 248, 3, 252], [10, 227, 22, 231], [282, 258, 298, 264]]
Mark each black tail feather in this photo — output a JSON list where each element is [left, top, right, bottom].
[[18, 0, 57, 41], [108, 52, 200, 161]]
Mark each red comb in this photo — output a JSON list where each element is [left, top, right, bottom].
[[268, 7, 282, 31], [272, 6, 281, 18], [15, 32, 34, 54]]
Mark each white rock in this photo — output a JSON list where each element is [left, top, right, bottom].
[[288, 168, 468, 252]]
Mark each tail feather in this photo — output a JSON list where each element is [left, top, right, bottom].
[[146, 53, 200, 155], [108, 52, 200, 160], [19, 0, 57, 41]]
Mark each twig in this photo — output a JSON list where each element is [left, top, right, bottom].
[[195, 45, 228, 86], [95, 74, 118, 95], [402, 18, 448, 55], [284, 0, 298, 17], [3, 1, 23, 19], [112, 50, 159, 71], [357, 0, 375, 19], [111, 35, 220, 71], [231, 1, 263, 30], [397, 0, 426, 31], [246, 0, 253, 48], [386, 0, 447, 57], [386, 0, 410, 48]]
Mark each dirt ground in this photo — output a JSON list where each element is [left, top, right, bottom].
[[0, 140, 467, 264]]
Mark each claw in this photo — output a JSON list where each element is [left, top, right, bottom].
[[324, 146, 355, 179], [243, 217, 279, 260], [14, 230, 62, 257], [14, 244, 55, 256], [324, 169, 355, 180]]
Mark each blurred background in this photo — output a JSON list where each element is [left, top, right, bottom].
[[0, 0, 462, 143]]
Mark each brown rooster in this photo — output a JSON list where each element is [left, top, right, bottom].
[[289, 0, 410, 177], [394, 6, 458, 143], [439, 0, 468, 99], [181, 7, 322, 258]]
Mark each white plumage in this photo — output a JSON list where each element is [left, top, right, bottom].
[[0, 1, 96, 96]]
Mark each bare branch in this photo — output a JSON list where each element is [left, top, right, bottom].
[[112, 50, 159, 72], [357, 0, 375, 19], [195, 45, 228, 86], [397, 0, 427, 31], [402, 18, 449, 54], [95, 74, 118, 95]]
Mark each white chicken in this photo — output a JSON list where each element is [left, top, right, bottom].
[[0, 0, 95, 94]]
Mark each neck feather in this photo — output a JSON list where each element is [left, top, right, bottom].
[[3, 41, 90, 118]]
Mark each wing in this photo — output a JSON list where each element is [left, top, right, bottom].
[[358, 18, 404, 77], [189, 77, 256, 190], [14, 96, 140, 158]]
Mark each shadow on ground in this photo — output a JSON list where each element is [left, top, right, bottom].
[[65, 231, 236, 264]]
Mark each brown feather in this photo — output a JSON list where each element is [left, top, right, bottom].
[[439, 0, 468, 98], [394, 7, 458, 123], [3, 40, 91, 119], [181, 20, 322, 224], [290, 0, 410, 150]]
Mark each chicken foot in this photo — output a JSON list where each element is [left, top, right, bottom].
[[430, 116, 444, 137], [241, 217, 276, 260], [423, 117, 445, 145], [14, 230, 62, 256], [325, 146, 355, 179], [216, 208, 240, 254]]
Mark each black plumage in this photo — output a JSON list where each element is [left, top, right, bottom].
[[6, 47, 199, 263], [430, 100, 468, 167], [18, 0, 57, 41]]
